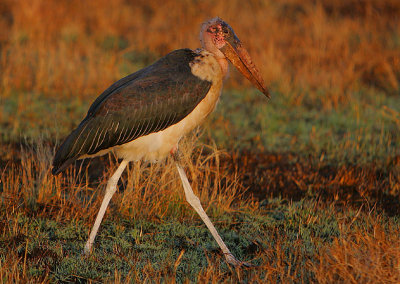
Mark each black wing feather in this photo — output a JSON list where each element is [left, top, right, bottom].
[[52, 49, 212, 175]]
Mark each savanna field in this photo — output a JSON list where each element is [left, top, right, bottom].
[[0, 0, 400, 282]]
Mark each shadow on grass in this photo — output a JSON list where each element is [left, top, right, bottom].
[[233, 151, 400, 217]]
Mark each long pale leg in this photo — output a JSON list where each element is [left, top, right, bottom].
[[84, 160, 129, 254], [173, 154, 250, 267]]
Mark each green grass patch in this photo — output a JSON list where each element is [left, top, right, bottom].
[[206, 87, 399, 165], [2, 86, 399, 166], [2, 198, 397, 282]]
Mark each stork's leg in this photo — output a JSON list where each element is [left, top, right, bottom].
[[172, 152, 250, 267], [84, 160, 129, 254]]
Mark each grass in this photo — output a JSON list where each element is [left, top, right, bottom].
[[1, 137, 399, 282], [0, 0, 400, 282], [2, 86, 399, 166], [1, 170, 399, 282], [206, 87, 400, 165]]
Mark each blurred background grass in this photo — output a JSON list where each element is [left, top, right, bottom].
[[1, 0, 399, 164], [0, 0, 400, 282]]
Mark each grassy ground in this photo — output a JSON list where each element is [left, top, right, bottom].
[[1, 141, 400, 282], [1, 0, 400, 282]]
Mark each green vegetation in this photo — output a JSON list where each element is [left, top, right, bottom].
[[2, 198, 399, 282], [208, 87, 400, 165], [2, 86, 398, 166]]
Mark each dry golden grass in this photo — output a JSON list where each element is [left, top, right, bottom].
[[1, 135, 399, 282], [0, 136, 258, 282], [0, 134, 251, 224], [312, 223, 400, 283], [1, 0, 399, 106]]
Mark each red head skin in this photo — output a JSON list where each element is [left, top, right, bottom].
[[200, 18, 229, 76], [199, 17, 269, 97]]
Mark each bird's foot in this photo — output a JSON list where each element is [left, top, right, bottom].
[[224, 253, 254, 267], [83, 241, 93, 256]]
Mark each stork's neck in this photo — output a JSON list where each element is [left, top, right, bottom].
[[216, 57, 228, 77], [200, 30, 229, 78]]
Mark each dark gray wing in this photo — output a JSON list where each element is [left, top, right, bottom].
[[52, 49, 212, 175]]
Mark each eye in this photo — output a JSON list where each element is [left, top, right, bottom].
[[207, 27, 218, 34], [206, 28, 212, 33]]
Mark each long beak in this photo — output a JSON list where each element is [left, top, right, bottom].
[[220, 39, 270, 98]]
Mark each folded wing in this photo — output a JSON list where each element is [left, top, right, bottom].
[[52, 49, 212, 175]]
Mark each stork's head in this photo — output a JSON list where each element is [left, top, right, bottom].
[[200, 17, 269, 97]]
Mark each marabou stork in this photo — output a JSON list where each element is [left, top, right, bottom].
[[52, 17, 269, 266]]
